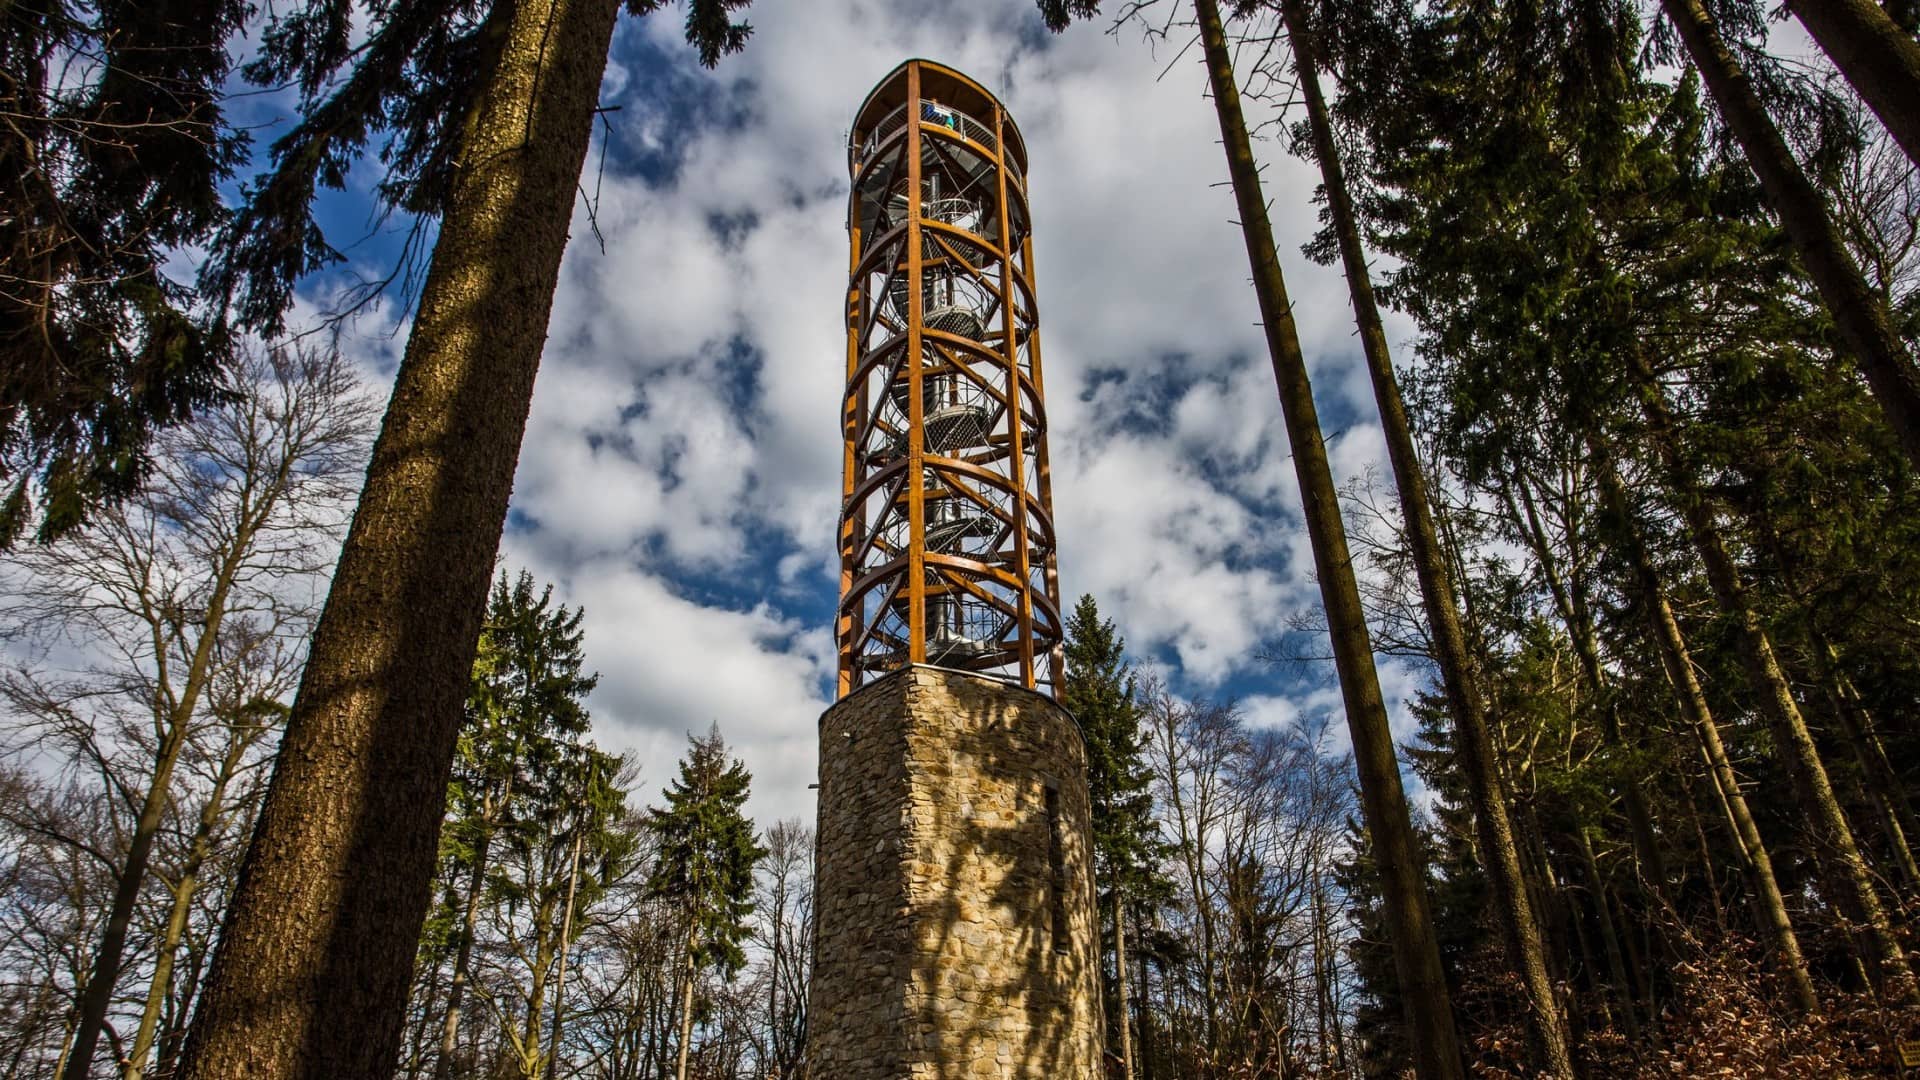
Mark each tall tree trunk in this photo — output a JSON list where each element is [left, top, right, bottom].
[[673, 945, 696, 1080], [1275, 4, 1570, 1072], [175, 0, 622, 1072], [1138, 937, 1156, 1080], [1660, 0, 1920, 469], [1191, 1, 1464, 1075], [435, 804, 502, 1080], [1508, 472, 1667, 897], [1681, 770, 1731, 936], [1311, 880, 1347, 1078], [518, 893, 558, 1080], [65, 722, 191, 1080], [64, 531, 253, 1080], [403, 951, 443, 1079], [1788, 0, 1920, 168], [1629, 371, 1918, 1004], [1815, 641, 1920, 889], [1114, 895, 1135, 1080], [1595, 458, 1821, 1013], [544, 830, 584, 1077], [125, 730, 254, 1080], [1572, 826, 1640, 1043]]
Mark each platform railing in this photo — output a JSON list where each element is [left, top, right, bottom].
[[856, 99, 1001, 167]]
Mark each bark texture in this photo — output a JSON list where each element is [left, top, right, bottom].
[[1193, 1, 1464, 1075], [1789, 0, 1920, 168], [1663, 0, 1920, 469], [173, 0, 623, 1072]]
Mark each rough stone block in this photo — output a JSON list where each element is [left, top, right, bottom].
[[808, 666, 1104, 1079]]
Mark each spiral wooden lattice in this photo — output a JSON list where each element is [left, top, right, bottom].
[[837, 60, 1062, 697]]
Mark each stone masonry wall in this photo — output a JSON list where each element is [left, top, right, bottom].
[[809, 666, 1105, 1079]]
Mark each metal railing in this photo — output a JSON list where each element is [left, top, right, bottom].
[[856, 100, 1000, 167]]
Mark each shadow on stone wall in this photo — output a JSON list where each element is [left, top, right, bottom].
[[900, 667, 1102, 1077], [809, 665, 1104, 1078]]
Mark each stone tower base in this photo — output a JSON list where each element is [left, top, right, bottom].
[[808, 666, 1105, 1078]]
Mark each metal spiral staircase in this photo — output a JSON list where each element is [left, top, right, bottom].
[[839, 60, 1063, 695]]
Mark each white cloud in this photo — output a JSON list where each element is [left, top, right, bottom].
[[307, 0, 1440, 821]]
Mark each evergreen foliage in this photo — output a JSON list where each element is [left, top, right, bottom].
[[206, 0, 754, 334], [647, 726, 765, 981], [454, 571, 602, 834], [0, 0, 249, 545], [1061, 594, 1171, 911]]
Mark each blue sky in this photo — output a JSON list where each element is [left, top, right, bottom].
[[272, 0, 1440, 826]]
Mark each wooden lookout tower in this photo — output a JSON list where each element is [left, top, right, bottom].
[[810, 60, 1105, 1080], [835, 57, 1065, 698]]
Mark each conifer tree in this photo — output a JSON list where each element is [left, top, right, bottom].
[[1268, 2, 1574, 1070], [1657, 0, 1920, 468], [1043, 4, 1467, 1076], [1784, 0, 1920, 169], [0, 0, 248, 546], [1060, 594, 1168, 1079], [647, 726, 764, 1080], [432, 571, 599, 1080]]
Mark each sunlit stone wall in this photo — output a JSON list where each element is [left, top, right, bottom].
[[809, 665, 1104, 1078]]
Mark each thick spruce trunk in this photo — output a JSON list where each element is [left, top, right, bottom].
[[1788, 0, 1920, 168], [1629, 372, 1919, 1004], [1595, 459, 1821, 1013], [174, 0, 623, 1072], [1192, 1, 1464, 1075], [1661, 0, 1920, 469], [1276, 3, 1571, 1072]]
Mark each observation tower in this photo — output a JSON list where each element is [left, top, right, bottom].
[[809, 61, 1103, 1079], [834, 56, 1063, 696]]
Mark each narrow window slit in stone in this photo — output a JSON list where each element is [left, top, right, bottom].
[[1046, 783, 1067, 954]]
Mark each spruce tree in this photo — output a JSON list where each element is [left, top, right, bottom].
[[1, 0, 248, 545], [1044, 4, 1468, 1075], [1060, 594, 1169, 1079], [1657, 0, 1920, 468], [648, 726, 765, 1080], [1270, 2, 1574, 1069], [432, 571, 599, 1080]]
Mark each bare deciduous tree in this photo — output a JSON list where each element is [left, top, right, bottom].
[[0, 344, 371, 1079]]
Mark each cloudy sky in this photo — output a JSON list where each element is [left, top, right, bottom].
[[292, 0, 1439, 827]]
